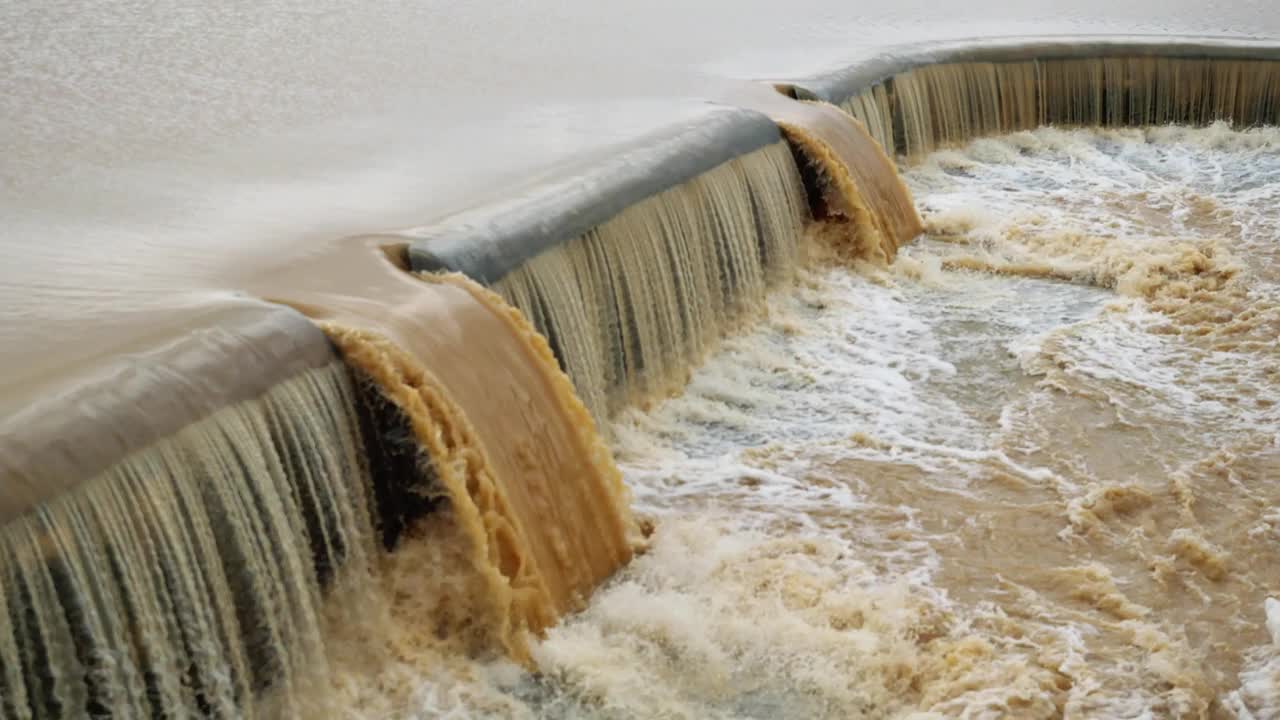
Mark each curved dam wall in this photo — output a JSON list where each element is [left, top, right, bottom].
[[784, 37, 1280, 157], [399, 101, 921, 419], [24, 29, 1280, 712], [403, 108, 784, 286], [21, 32, 1280, 716], [12, 32, 1280, 717], [0, 304, 334, 525]]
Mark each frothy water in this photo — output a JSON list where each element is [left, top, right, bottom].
[[334, 125, 1279, 718]]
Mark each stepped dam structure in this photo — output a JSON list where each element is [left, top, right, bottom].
[[3, 26, 1280, 718], [0, 91, 918, 717]]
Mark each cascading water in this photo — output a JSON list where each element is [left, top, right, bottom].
[[493, 141, 810, 420], [6, 25, 1280, 720], [0, 363, 375, 718], [834, 56, 1280, 158]]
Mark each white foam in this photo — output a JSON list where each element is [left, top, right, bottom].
[[1223, 599, 1280, 719]]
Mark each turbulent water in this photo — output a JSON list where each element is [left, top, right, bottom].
[[330, 124, 1280, 718]]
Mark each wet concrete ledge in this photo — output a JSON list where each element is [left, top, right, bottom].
[[400, 106, 782, 284], [0, 302, 336, 524], [784, 36, 1280, 104]]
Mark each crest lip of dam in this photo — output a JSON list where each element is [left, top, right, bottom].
[[7, 33, 1280, 507], [776, 35, 1280, 102], [400, 106, 783, 285]]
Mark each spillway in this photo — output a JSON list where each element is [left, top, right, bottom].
[[788, 39, 1280, 158], [4, 22, 1280, 720], [0, 82, 920, 715]]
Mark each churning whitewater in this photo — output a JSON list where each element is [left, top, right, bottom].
[[328, 124, 1280, 718]]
